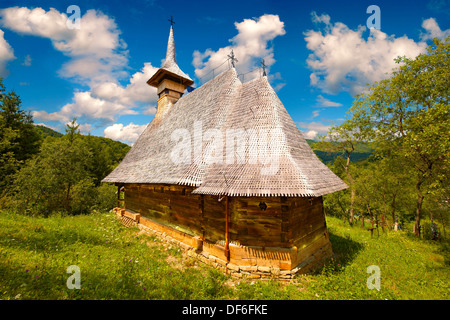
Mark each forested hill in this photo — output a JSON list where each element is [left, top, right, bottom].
[[35, 124, 64, 138], [33, 124, 131, 185], [34, 124, 130, 155], [305, 139, 373, 163], [34, 125, 372, 165]]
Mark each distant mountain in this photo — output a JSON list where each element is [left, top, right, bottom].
[[33, 124, 131, 184], [34, 125, 63, 138], [306, 139, 374, 163], [33, 124, 130, 161]]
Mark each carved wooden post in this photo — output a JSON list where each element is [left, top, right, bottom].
[[225, 196, 230, 262]]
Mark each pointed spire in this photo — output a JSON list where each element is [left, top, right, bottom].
[[163, 25, 177, 67], [147, 20, 193, 88]]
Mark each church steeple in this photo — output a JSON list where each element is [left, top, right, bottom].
[[147, 20, 193, 120], [147, 20, 193, 93], [163, 25, 177, 67]]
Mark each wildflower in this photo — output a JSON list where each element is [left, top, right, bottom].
[[25, 269, 29, 272]]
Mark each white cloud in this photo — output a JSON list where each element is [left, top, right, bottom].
[[22, 54, 32, 66], [1, 7, 160, 128], [78, 123, 92, 134], [193, 14, 285, 83], [316, 95, 343, 107], [0, 7, 128, 84], [33, 90, 139, 124], [304, 12, 432, 95], [297, 121, 332, 140], [90, 62, 158, 105], [303, 129, 319, 140], [311, 110, 320, 119], [0, 29, 15, 76], [420, 17, 450, 41], [33, 62, 158, 125], [104, 122, 147, 144], [142, 106, 157, 115]]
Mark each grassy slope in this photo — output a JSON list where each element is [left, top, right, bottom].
[[0, 211, 448, 300]]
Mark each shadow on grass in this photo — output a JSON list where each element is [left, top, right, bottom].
[[0, 249, 231, 300], [328, 232, 365, 268], [0, 226, 126, 254]]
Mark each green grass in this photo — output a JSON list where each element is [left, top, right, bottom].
[[0, 210, 448, 300]]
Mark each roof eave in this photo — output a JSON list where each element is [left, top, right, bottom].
[[147, 68, 194, 88]]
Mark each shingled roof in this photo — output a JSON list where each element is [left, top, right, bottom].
[[103, 68, 348, 197]]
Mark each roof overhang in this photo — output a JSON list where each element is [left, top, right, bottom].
[[147, 68, 194, 88]]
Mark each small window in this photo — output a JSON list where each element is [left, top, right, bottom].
[[259, 202, 267, 211]]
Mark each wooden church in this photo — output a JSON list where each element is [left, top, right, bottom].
[[103, 22, 348, 279]]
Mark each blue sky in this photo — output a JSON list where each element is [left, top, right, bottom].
[[0, 0, 448, 144]]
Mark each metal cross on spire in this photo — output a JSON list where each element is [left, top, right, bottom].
[[168, 16, 175, 27], [261, 59, 267, 76], [227, 50, 238, 68]]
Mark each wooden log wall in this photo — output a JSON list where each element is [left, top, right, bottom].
[[124, 184, 203, 237], [287, 196, 327, 250], [229, 196, 284, 247], [121, 183, 327, 250]]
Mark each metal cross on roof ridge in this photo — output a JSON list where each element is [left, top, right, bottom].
[[168, 16, 175, 26], [227, 50, 238, 68], [261, 58, 267, 76]]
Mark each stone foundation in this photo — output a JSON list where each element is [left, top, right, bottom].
[[113, 208, 332, 280]]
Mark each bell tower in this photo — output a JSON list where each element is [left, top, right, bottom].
[[147, 18, 194, 120]]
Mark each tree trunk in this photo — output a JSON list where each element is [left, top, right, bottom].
[[381, 213, 386, 233], [414, 182, 424, 238], [375, 214, 380, 237], [367, 205, 374, 237], [65, 183, 71, 212], [438, 209, 446, 239], [345, 152, 355, 226], [349, 188, 355, 226], [391, 194, 397, 229], [381, 191, 387, 232]]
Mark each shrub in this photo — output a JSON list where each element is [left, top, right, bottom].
[[95, 184, 117, 212]]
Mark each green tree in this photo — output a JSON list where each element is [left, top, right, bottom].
[[352, 156, 415, 231], [12, 119, 94, 215], [313, 122, 366, 226], [322, 156, 351, 220], [0, 79, 41, 192], [341, 37, 449, 237]]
